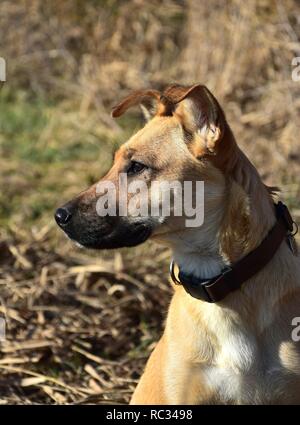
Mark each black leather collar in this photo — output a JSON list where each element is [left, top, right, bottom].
[[170, 202, 298, 303]]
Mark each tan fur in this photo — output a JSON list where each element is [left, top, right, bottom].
[[84, 84, 300, 404]]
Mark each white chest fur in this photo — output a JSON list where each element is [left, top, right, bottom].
[[198, 318, 295, 404]]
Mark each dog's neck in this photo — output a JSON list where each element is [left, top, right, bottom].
[[172, 149, 277, 281], [171, 212, 225, 280]]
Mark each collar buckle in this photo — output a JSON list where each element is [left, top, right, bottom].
[[173, 265, 233, 303], [180, 275, 213, 303], [169, 260, 214, 302]]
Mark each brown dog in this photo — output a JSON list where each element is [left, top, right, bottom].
[[55, 84, 300, 404]]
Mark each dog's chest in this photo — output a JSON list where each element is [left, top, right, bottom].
[[199, 332, 293, 404], [168, 289, 300, 404]]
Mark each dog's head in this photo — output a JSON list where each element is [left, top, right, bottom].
[[55, 84, 240, 251]]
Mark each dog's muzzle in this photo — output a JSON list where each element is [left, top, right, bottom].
[[54, 199, 153, 250]]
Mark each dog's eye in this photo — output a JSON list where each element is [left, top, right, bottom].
[[127, 161, 147, 175]]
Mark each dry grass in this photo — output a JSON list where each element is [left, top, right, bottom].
[[0, 225, 171, 404], [0, 0, 299, 404]]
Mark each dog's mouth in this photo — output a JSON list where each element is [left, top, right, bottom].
[[55, 212, 153, 250], [76, 222, 152, 250]]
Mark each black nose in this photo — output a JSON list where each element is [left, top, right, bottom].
[[55, 207, 72, 226]]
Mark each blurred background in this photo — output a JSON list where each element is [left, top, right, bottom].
[[0, 0, 299, 404]]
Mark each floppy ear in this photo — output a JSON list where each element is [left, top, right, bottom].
[[111, 89, 173, 118], [139, 98, 157, 122], [166, 84, 226, 156]]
